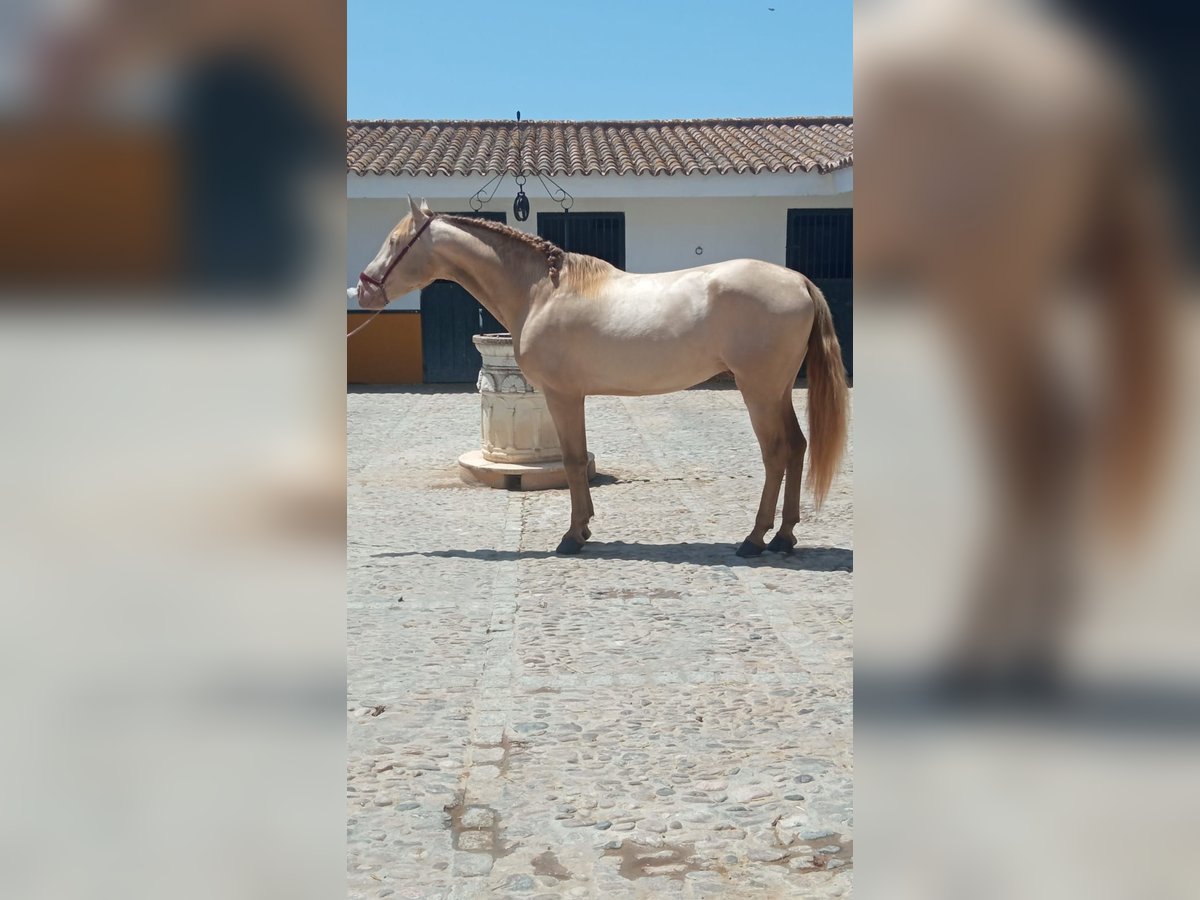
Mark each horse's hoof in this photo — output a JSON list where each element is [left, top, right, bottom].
[[766, 534, 796, 554], [735, 539, 765, 558], [556, 536, 585, 555]]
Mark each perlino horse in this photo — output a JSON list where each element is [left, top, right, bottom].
[[358, 197, 849, 556]]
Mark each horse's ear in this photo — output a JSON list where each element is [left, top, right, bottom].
[[419, 198, 432, 215], [407, 194, 423, 221]]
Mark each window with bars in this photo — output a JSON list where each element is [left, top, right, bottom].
[[538, 212, 626, 269], [786, 208, 853, 376], [785, 208, 852, 278]]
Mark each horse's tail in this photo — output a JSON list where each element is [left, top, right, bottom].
[[803, 279, 850, 511], [1091, 136, 1176, 538]]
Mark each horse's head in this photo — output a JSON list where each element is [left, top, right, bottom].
[[357, 196, 437, 309]]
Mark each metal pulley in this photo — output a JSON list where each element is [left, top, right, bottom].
[[513, 175, 530, 221]]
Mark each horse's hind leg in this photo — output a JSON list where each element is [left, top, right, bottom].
[[768, 394, 807, 553], [542, 388, 593, 554], [735, 386, 790, 557]]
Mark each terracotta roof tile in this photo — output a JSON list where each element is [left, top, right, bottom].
[[347, 117, 853, 177]]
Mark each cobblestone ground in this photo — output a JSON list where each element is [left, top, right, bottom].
[[348, 386, 853, 898]]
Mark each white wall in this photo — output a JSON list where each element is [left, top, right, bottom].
[[347, 179, 852, 310], [348, 169, 852, 200]]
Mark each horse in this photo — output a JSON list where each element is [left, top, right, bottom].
[[357, 196, 849, 557]]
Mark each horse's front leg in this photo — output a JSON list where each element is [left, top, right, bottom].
[[543, 389, 593, 554]]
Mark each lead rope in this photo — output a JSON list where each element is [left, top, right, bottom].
[[347, 308, 383, 338]]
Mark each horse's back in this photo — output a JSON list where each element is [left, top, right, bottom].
[[520, 257, 816, 395], [705, 258, 816, 313]]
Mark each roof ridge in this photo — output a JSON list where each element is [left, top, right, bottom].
[[348, 115, 853, 127], [347, 117, 854, 177]]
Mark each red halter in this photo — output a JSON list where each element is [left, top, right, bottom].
[[358, 213, 436, 301]]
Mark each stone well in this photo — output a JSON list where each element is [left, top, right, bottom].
[[458, 333, 596, 491]]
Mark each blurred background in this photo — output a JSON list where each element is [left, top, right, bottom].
[[0, 1, 345, 897], [855, 0, 1199, 897]]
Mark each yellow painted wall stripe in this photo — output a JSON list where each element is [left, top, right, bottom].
[[347, 312, 423, 384]]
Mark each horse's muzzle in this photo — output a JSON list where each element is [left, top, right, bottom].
[[357, 273, 388, 309]]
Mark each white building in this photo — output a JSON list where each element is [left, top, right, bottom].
[[346, 117, 853, 383]]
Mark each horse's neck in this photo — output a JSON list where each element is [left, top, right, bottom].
[[432, 221, 535, 335]]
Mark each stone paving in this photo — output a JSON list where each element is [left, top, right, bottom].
[[348, 386, 853, 898]]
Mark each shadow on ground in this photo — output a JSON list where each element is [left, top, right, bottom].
[[348, 384, 479, 394], [346, 382, 745, 395], [370, 542, 852, 571]]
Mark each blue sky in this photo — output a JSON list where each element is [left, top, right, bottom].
[[348, 0, 851, 120]]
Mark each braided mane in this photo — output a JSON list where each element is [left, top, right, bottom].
[[440, 214, 565, 284]]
